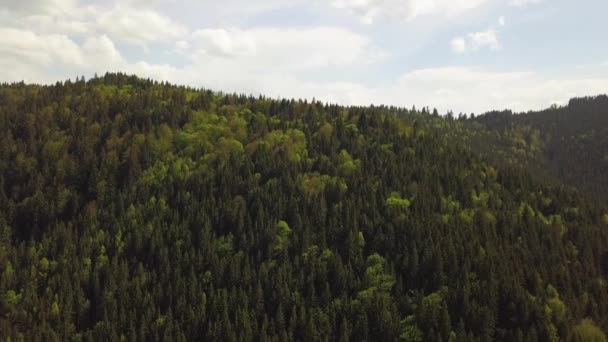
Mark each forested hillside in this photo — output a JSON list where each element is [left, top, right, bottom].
[[1, 73, 607, 341], [469, 96, 608, 202]]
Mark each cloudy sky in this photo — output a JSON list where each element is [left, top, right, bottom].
[[1, 0, 607, 113]]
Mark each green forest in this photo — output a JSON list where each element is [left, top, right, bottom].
[[1, 73, 607, 341]]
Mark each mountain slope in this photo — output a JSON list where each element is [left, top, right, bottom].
[[1, 74, 607, 341], [469, 95, 608, 202]]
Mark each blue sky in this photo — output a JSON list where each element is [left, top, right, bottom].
[[1, 0, 607, 113]]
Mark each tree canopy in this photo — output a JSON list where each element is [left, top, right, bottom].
[[0, 73, 607, 341]]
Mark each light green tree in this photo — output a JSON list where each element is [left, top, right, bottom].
[[274, 220, 292, 254], [570, 319, 607, 342]]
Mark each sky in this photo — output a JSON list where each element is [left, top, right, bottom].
[[1, 0, 607, 114]]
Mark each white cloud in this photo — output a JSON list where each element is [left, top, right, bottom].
[[451, 37, 467, 53], [1, 1, 187, 46], [191, 29, 258, 58], [498, 16, 505, 26], [376, 67, 608, 113], [175, 40, 190, 51], [0, 0, 94, 36], [149, 26, 387, 98], [450, 29, 500, 53], [188, 27, 387, 70], [190, 0, 304, 19], [387, 67, 535, 112], [0, 27, 89, 83], [96, 5, 187, 45], [0, 0, 78, 16], [0, 28, 84, 67], [331, 0, 489, 23], [21, 14, 91, 35], [82, 35, 125, 66], [509, 0, 542, 7], [469, 29, 500, 50], [126, 62, 181, 82], [0, 23, 388, 103]]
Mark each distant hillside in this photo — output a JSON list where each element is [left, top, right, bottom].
[[0, 73, 607, 341], [471, 95, 608, 202]]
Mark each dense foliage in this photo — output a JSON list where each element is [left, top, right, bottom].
[[470, 96, 608, 202], [1, 74, 607, 341]]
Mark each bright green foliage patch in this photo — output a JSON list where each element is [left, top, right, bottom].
[[274, 220, 292, 253], [570, 319, 607, 342], [386, 192, 411, 210], [247, 129, 308, 162], [358, 253, 395, 301], [299, 173, 347, 197], [337, 149, 361, 177]]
